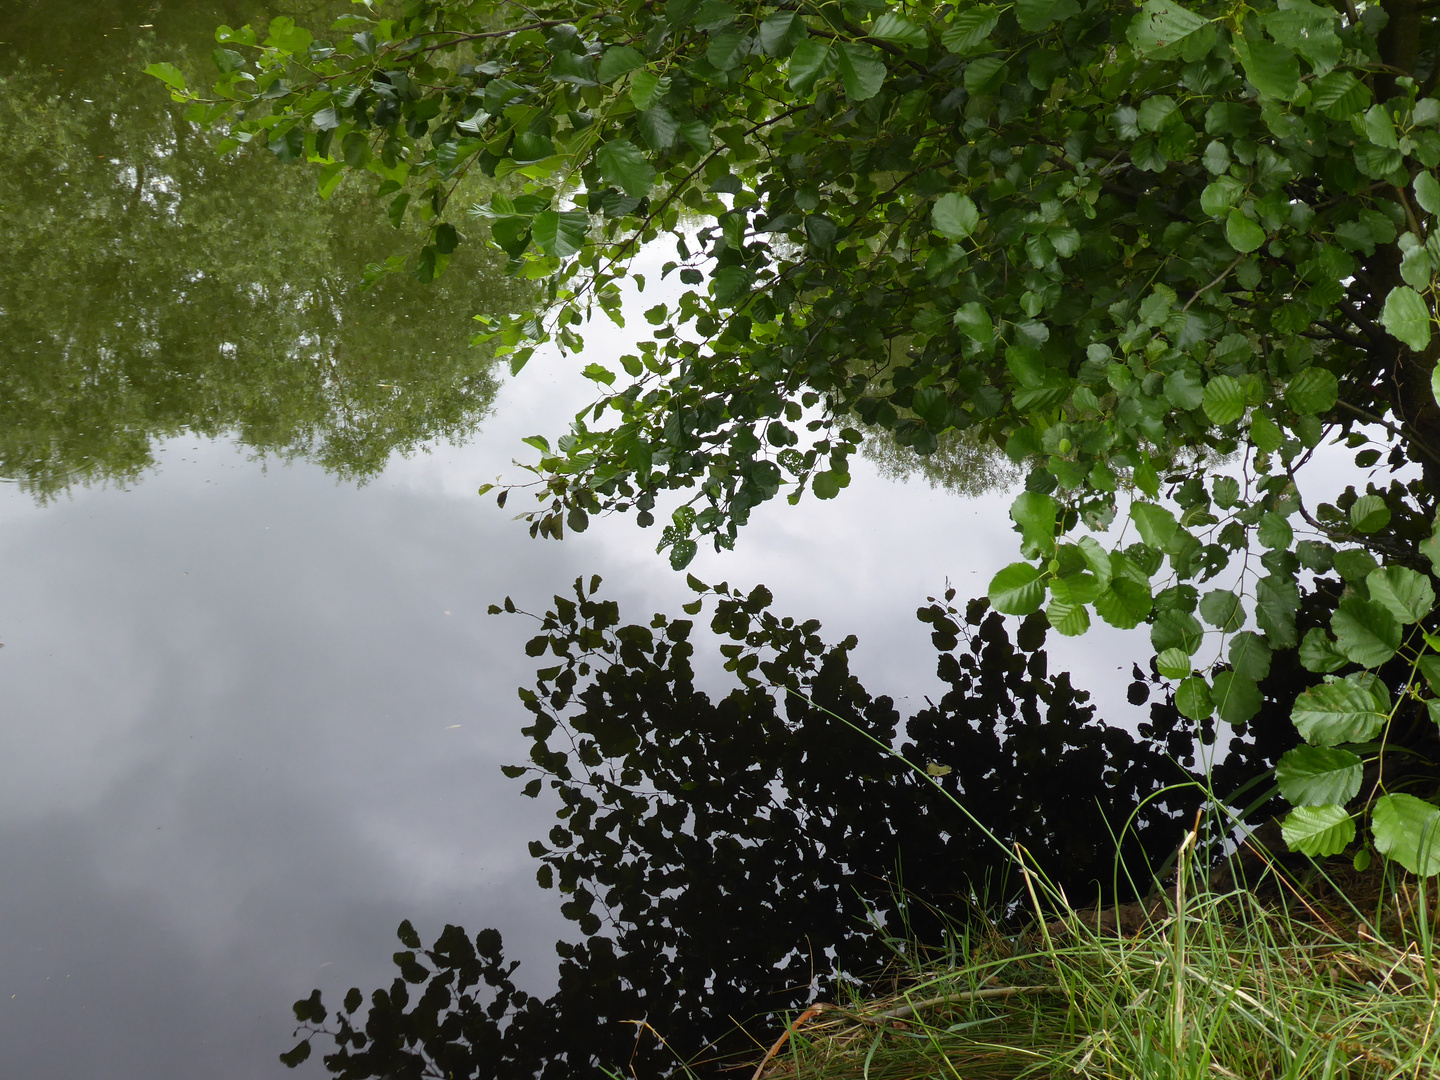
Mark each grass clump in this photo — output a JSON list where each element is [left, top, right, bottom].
[[751, 842, 1440, 1080]]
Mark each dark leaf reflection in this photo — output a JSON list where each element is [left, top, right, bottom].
[[283, 578, 1318, 1078]]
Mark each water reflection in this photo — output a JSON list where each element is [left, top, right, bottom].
[[283, 578, 1308, 1078], [0, 0, 526, 500]]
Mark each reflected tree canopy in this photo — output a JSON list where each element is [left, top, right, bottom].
[[282, 580, 1328, 1078], [0, 0, 527, 500], [862, 427, 1022, 498]]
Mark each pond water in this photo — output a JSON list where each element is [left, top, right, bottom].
[[0, 4, 1243, 1078]]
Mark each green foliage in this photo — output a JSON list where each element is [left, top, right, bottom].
[[1280, 803, 1356, 857], [1373, 793, 1440, 875], [178, 0, 1440, 869], [770, 858, 1440, 1080], [1275, 745, 1363, 806]]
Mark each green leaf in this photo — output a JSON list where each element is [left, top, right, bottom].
[[582, 362, 614, 385], [1252, 414, 1287, 455], [953, 302, 994, 343], [1131, 502, 1179, 550], [266, 15, 312, 54], [933, 194, 980, 240], [1203, 374, 1247, 424], [706, 30, 747, 70], [1212, 476, 1240, 509], [1276, 745, 1363, 806], [1419, 654, 1440, 695], [386, 191, 411, 229], [629, 70, 668, 110], [941, 6, 999, 53], [598, 46, 647, 83], [677, 119, 710, 151], [1285, 367, 1338, 415], [549, 50, 598, 86], [1175, 675, 1213, 720], [1229, 631, 1272, 681], [1074, 537, 1112, 587], [1416, 172, 1440, 216], [1094, 578, 1153, 628], [712, 265, 752, 305], [596, 139, 656, 197], [212, 48, 246, 73], [342, 131, 371, 168], [1202, 139, 1231, 174], [989, 562, 1047, 615], [1224, 208, 1267, 253], [432, 223, 458, 256], [1297, 541, 1335, 573], [787, 38, 832, 94], [1380, 286, 1432, 352], [1234, 33, 1301, 100], [1348, 493, 1391, 533], [1257, 511, 1292, 551], [1366, 566, 1435, 625], [963, 55, 1007, 94], [1292, 675, 1389, 746], [870, 12, 928, 47], [1157, 647, 1192, 679], [812, 471, 841, 499], [1281, 805, 1356, 857], [638, 105, 680, 151], [669, 538, 698, 570], [1046, 599, 1091, 636], [269, 126, 305, 164], [1422, 515, 1440, 575], [1299, 628, 1348, 673], [1332, 596, 1401, 668], [1201, 176, 1244, 217], [1372, 794, 1440, 876], [1362, 104, 1399, 149], [144, 61, 188, 91], [1152, 608, 1204, 655], [1128, 0, 1208, 56], [1163, 366, 1204, 410], [1136, 95, 1178, 134], [1010, 490, 1057, 550], [1199, 588, 1246, 632], [531, 209, 588, 258], [1015, 0, 1063, 32], [1213, 670, 1262, 724], [1310, 69, 1363, 111], [1051, 572, 1102, 607], [692, 0, 737, 30], [759, 11, 806, 56], [1401, 245, 1433, 290]]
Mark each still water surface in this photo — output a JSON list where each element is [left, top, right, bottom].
[[0, 4, 1167, 1076]]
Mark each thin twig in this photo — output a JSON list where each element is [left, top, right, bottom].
[[1336, 399, 1440, 470], [1181, 255, 1244, 313]]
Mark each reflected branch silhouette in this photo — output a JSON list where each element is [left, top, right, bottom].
[[280, 578, 1337, 1078]]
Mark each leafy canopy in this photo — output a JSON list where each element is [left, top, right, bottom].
[[159, 0, 1440, 869]]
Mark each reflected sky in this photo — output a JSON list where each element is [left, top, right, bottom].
[[0, 400, 1061, 1077]]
